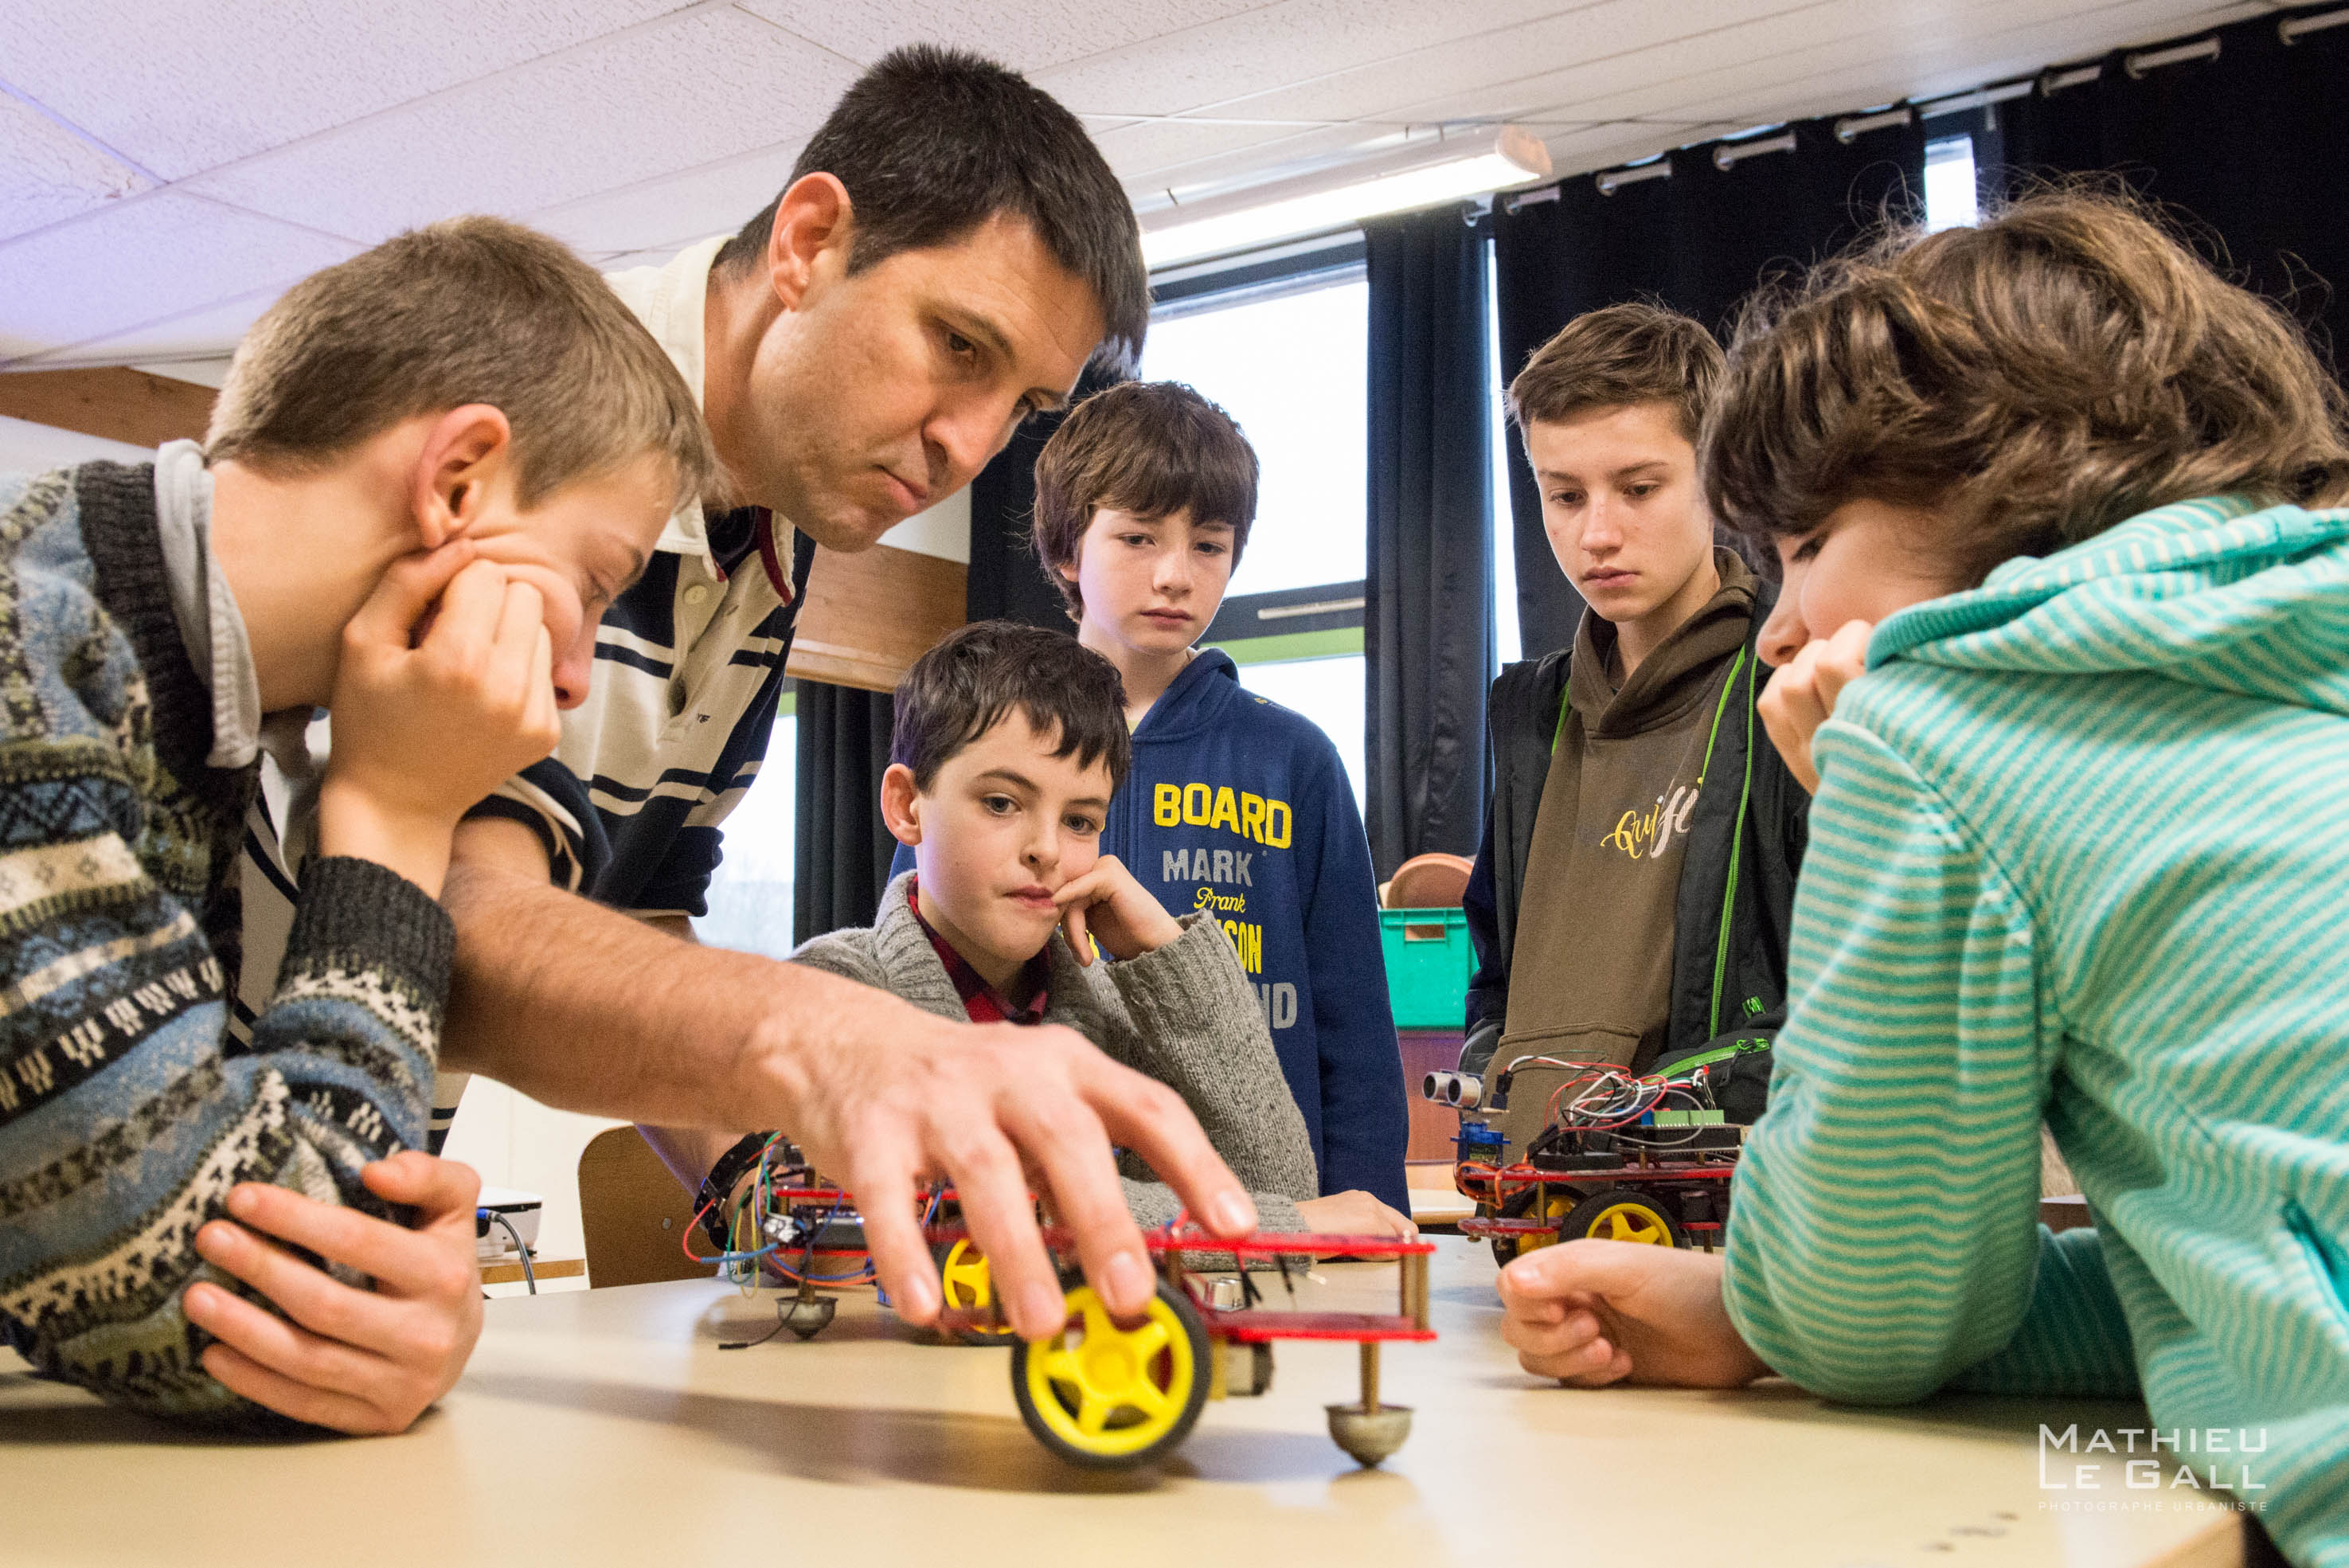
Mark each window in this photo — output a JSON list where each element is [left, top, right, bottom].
[[1924, 135, 1980, 231], [1487, 238, 1522, 668], [694, 703, 798, 956], [1141, 272, 1367, 598], [1143, 256, 1370, 810], [1228, 651, 1366, 815]]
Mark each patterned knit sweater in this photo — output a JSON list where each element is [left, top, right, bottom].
[[1722, 498, 2349, 1567], [0, 463, 453, 1423]]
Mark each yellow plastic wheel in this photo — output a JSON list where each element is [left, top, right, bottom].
[[1011, 1281, 1208, 1467], [1493, 1192, 1571, 1265], [1564, 1190, 1683, 1248], [934, 1238, 1014, 1344]]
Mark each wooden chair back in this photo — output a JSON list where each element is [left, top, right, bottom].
[[1384, 852, 1474, 909], [577, 1126, 716, 1288]]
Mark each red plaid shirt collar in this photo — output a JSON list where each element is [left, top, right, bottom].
[[905, 876, 1050, 1026]]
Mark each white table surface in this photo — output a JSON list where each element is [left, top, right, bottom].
[[0, 1236, 2245, 1567]]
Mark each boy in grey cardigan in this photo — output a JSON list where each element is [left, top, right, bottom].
[[794, 870, 1313, 1230], [691, 621, 1413, 1249]]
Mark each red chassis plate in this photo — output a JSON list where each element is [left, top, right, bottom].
[[1202, 1309, 1436, 1344], [1469, 1163, 1737, 1186], [918, 1224, 1434, 1260]]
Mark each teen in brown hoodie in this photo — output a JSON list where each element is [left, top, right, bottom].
[[1462, 305, 1806, 1112]]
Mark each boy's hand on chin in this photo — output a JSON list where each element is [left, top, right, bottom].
[[1055, 854, 1184, 963], [319, 546, 564, 894], [1497, 1240, 1770, 1390], [1757, 619, 1872, 793]]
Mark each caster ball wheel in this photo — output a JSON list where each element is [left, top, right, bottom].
[[1326, 1402, 1413, 1467], [780, 1295, 838, 1340]]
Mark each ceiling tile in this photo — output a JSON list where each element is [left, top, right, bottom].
[[0, 193, 354, 362], [1538, 0, 2244, 127], [530, 146, 801, 258], [21, 295, 277, 372], [1034, 0, 1593, 119], [1130, 122, 1515, 202], [179, 9, 862, 245], [0, 93, 154, 244], [1167, 0, 1806, 128], [735, 0, 1268, 74], [1100, 118, 1383, 187], [0, 0, 685, 180]]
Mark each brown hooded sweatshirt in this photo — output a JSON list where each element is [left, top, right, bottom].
[[1500, 549, 1758, 1075]]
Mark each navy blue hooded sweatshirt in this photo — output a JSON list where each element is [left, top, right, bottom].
[[1114, 650, 1407, 1210], [892, 647, 1409, 1210]]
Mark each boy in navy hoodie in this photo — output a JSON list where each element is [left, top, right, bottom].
[[1033, 381, 1411, 1221]]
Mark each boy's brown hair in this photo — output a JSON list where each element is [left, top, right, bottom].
[[1705, 185, 2349, 588], [1032, 381, 1259, 619], [207, 216, 717, 513], [1507, 302, 1725, 443], [891, 620, 1132, 792]]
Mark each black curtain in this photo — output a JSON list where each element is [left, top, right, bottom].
[[966, 361, 1130, 630], [792, 678, 897, 943], [1364, 205, 1493, 880], [1996, 6, 2349, 374], [1492, 111, 1926, 656]]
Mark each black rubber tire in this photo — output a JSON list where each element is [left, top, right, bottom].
[[1010, 1280, 1210, 1468]]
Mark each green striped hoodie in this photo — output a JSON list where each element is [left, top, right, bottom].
[[1722, 496, 2349, 1566]]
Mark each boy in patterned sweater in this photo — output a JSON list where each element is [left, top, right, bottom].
[[0, 217, 709, 1432]]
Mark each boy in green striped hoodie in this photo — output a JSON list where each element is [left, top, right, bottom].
[[1495, 190, 2349, 1566]]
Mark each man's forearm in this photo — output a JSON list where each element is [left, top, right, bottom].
[[639, 1125, 745, 1195], [434, 825, 1263, 1339], [626, 917, 751, 1192], [440, 854, 905, 1136]]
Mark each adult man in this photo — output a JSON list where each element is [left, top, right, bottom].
[[239, 47, 1249, 1342]]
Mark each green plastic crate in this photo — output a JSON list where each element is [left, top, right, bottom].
[[1380, 907, 1477, 1029]]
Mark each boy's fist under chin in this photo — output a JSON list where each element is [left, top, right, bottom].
[[328, 546, 563, 825], [1056, 854, 1185, 964], [316, 545, 565, 897]]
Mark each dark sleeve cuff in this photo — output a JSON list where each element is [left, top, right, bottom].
[[630, 823, 721, 919], [279, 854, 456, 1010], [461, 757, 610, 892]]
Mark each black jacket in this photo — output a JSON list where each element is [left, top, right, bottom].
[[1460, 582, 1808, 1112]]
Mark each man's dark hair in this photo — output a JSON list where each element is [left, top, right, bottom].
[[718, 45, 1147, 372], [1032, 381, 1259, 619], [891, 620, 1132, 792]]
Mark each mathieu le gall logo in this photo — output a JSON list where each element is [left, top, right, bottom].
[[2038, 1425, 2269, 1511]]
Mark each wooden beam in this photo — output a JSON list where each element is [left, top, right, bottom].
[[0, 367, 217, 448], [786, 542, 967, 694]]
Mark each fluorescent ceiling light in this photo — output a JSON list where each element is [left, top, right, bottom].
[[1139, 126, 1554, 270]]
